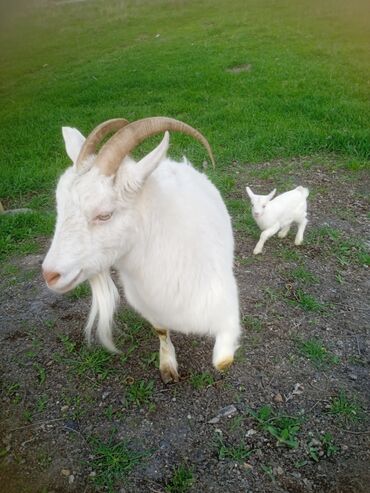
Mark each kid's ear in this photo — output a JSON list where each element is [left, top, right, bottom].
[[62, 127, 86, 164], [268, 188, 277, 201], [246, 186, 254, 199]]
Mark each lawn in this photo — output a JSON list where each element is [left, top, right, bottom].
[[0, 1, 369, 492]]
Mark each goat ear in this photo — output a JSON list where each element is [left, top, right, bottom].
[[246, 186, 254, 200], [268, 188, 277, 201], [62, 127, 86, 164], [136, 131, 169, 181]]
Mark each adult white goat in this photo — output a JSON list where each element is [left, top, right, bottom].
[[246, 186, 309, 255], [42, 117, 240, 383]]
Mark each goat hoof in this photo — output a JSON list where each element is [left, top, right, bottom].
[[215, 356, 234, 372], [160, 366, 179, 384]]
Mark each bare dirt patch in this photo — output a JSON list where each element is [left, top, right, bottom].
[[1, 157, 369, 492], [226, 63, 252, 73]]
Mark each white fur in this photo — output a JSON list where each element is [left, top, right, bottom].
[[246, 186, 309, 254], [43, 128, 241, 373]]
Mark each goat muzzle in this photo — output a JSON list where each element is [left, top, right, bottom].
[[42, 269, 61, 286]]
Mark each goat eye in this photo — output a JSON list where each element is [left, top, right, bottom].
[[95, 212, 113, 222]]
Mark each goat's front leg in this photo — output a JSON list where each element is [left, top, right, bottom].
[[154, 328, 179, 384], [213, 325, 240, 372], [295, 217, 308, 245], [253, 222, 280, 254]]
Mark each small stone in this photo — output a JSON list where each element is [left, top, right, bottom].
[[303, 478, 313, 489], [218, 404, 238, 418], [187, 414, 191, 419], [64, 420, 79, 432], [208, 404, 237, 423], [349, 373, 358, 381], [273, 393, 284, 403], [89, 471, 96, 478], [275, 466, 283, 475], [292, 383, 304, 395], [68, 475, 75, 484], [255, 449, 263, 459], [61, 405, 69, 412], [246, 429, 257, 437], [61, 469, 70, 476], [102, 391, 110, 400], [244, 463, 253, 470]]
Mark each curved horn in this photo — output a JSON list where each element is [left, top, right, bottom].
[[94, 117, 215, 175], [76, 118, 129, 167]]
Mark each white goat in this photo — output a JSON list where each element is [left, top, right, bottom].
[[42, 117, 240, 383], [246, 186, 309, 255]]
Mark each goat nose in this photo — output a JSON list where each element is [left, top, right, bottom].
[[42, 269, 61, 286]]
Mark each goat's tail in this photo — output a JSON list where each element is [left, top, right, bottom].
[[85, 271, 120, 352], [296, 186, 309, 198]]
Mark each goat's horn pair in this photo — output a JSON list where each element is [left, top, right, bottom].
[[94, 117, 215, 175], [76, 118, 129, 166]]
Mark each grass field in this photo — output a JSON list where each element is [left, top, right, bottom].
[[1, 0, 369, 202], [0, 1, 369, 492], [1, 0, 369, 257]]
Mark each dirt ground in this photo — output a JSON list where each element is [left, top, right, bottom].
[[1, 157, 369, 493]]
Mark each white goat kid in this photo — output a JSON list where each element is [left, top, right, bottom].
[[246, 186, 309, 255], [42, 117, 240, 383]]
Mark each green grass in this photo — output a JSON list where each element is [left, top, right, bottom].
[[61, 394, 86, 421], [285, 287, 326, 312], [5, 382, 21, 405], [33, 363, 47, 385], [307, 226, 369, 267], [141, 351, 159, 369], [59, 334, 77, 354], [249, 405, 303, 449], [189, 372, 215, 389], [165, 465, 194, 493], [307, 433, 338, 462], [278, 246, 302, 262], [0, 211, 54, 261], [328, 391, 362, 422], [289, 266, 318, 284], [1, 0, 369, 260], [298, 338, 339, 367], [216, 438, 253, 462], [243, 314, 263, 332], [89, 433, 146, 492], [35, 395, 48, 413], [125, 379, 155, 407], [59, 342, 115, 381], [67, 282, 91, 300], [225, 198, 259, 236], [118, 308, 151, 339]]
